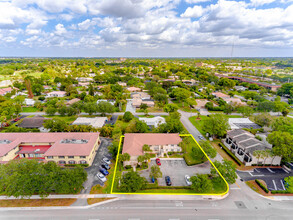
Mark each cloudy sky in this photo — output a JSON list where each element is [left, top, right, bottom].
[[0, 0, 293, 57]]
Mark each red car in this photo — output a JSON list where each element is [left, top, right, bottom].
[[13, 118, 20, 122], [156, 158, 161, 166]]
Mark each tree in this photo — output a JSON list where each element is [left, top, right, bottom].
[[142, 144, 150, 151], [237, 106, 254, 117], [211, 159, 237, 184], [97, 101, 115, 116], [267, 131, 293, 162], [120, 171, 147, 192], [282, 108, 290, 117], [123, 111, 133, 122], [253, 113, 272, 127], [284, 176, 293, 193], [223, 104, 234, 115], [271, 117, 293, 134], [58, 106, 67, 116], [46, 106, 57, 116], [25, 78, 34, 98], [202, 114, 230, 138], [190, 174, 213, 193], [171, 88, 191, 103], [137, 155, 145, 165], [43, 118, 68, 132], [163, 103, 179, 113], [135, 120, 149, 133], [0, 159, 87, 198], [83, 102, 98, 115], [32, 84, 43, 96], [198, 140, 217, 159], [149, 165, 162, 179], [100, 124, 114, 137], [120, 153, 130, 164], [140, 103, 148, 110], [218, 78, 236, 89]]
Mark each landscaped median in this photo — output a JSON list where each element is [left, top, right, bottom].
[[110, 134, 229, 196]]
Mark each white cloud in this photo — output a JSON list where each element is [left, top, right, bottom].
[[55, 24, 67, 35], [78, 19, 95, 31], [185, 0, 211, 4], [250, 0, 276, 6], [180, 6, 204, 18]]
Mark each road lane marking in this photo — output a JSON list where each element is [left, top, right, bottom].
[[230, 187, 241, 190], [267, 168, 275, 173], [280, 179, 286, 190], [272, 180, 277, 190]]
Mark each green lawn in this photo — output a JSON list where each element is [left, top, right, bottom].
[[21, 107, 40, 112], [189, 115, 242, 136], [182, 136, 208, 166], [172, 100, 198, 113], [44, 115, 78, 123]]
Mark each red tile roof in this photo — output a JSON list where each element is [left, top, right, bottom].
[[0, 132, 99, 157], [122, 133, 182, 156], [17, 145, 51, 154]]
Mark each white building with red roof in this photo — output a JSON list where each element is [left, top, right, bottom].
[[0, 132, 100, 166], [122, 133, 182, 166]]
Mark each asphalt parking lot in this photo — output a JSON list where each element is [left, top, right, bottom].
[[237, 167, 292, 191], [81, 137, 112, 194], [139, 159, 211, 186]]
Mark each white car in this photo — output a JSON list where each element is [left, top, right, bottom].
[[185, 175, 192, 186], [96, 172, 107, 182], [198, 135, 204, 140], [103, 157, 111, 165]]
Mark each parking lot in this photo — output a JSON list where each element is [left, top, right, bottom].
[[81, 137, 112, 194], [237, 167, 292, 191], [139, 159, 211, 186]]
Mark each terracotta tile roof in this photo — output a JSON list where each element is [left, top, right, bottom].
[[212, 92, 230, 99], [122, 133, 182, 156], [0, 132, 99, 157]]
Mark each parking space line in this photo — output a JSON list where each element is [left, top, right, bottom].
[[282, 168, 290, 174], [280, 179, 286, 190], [267, 168, 275, 173], [255, 169, 260, 173], [272, 180, 277, 190], [248, 172, 264, 177]]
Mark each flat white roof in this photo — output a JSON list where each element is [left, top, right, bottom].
[[72, 117, 107, 128]]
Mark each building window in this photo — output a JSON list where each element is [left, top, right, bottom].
[[47, 156, 53, 159], [68, 156, 74, 159], [58, 156, 65, 159], [79, 160, 87, 164], [35, 154, 41, 157], [80, 156, 86, 159], [28, 154, 34, 157], [68, 160, 76, 164], [59, 161, 66, 164]]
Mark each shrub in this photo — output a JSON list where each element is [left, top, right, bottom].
[[64, 164, 89, 167], [255, 179, 269, 193], [271, 190, 289, 194], [124, 165, 132, 170], [219, 143, 242, 165]]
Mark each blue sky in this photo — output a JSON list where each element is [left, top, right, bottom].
[[0, 0, 292, 57]]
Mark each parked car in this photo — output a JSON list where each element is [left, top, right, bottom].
[[185, 175, 192, 186], [99, 168, 109, 176], [156, 158, 161, 166], [102, 163, 110, 170], [103, 157, 111, 165], [198, 135, 204, 140], [13, 118, 20, 122], [96, 172, 107, 182], [165, 176, 172, 186], [151, 176, 155, 183]]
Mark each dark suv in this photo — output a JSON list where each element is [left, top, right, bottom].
[[165, 176, 172, 186]]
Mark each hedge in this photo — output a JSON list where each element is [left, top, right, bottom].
[[64, 164, 89, 167], [255, 179, 269, 193], [218, 143, 242, 166], [271, 190, 289, 194]]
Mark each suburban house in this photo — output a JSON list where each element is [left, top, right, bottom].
[[182, 79, 197, 86], [228, 118, 261, 130], [212, 92, 246, 106], [223, 129, 281, 166], [24, 98, 35, 106], [127, 87, 141, 92], [139, 116, 166, 128], [122, 133, 182, 166], [132, 99, 155, 108], [0, 87, 14, 96], [131, 92, 151, 100], [18, 116, 47, 130], [0, 132, 100, 166], [76, 77, 94, 82], [234, 86, 247, 91], [46, 91, 66, 98], [72, 117, 107, 128], [118, 82, 127, 87]]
